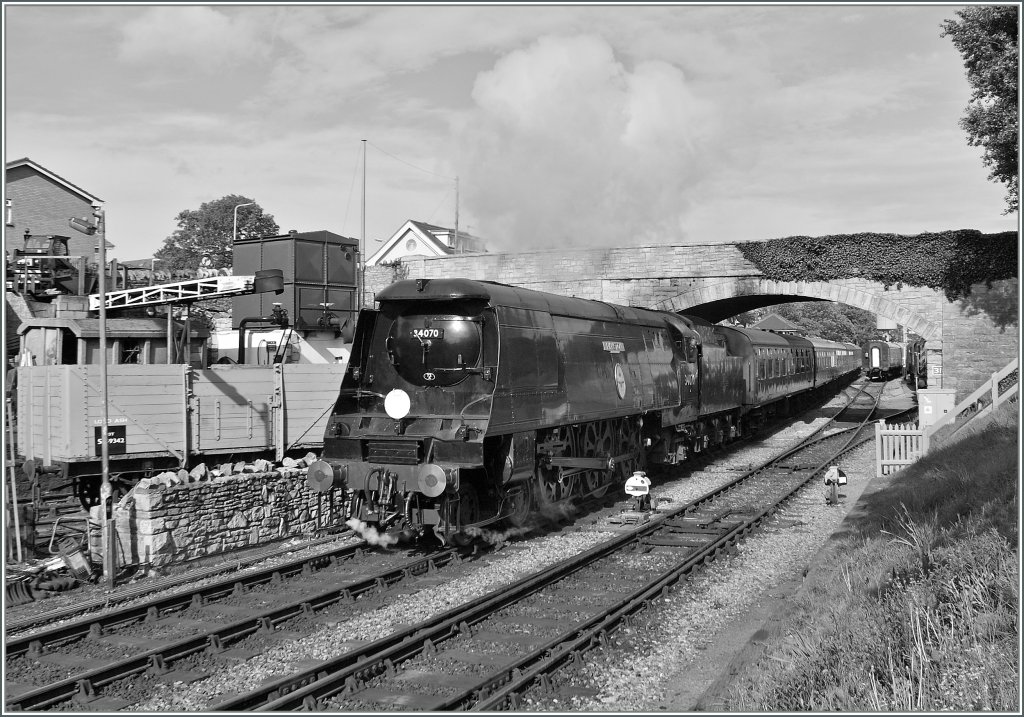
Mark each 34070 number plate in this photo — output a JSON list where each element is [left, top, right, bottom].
[[410, 328, 444, 339]]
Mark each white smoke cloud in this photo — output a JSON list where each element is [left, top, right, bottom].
[[457, 35, 718, 251], [346, 518, 399, 547]]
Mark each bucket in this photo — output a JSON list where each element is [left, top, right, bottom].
[[58, 536, 93, 580]]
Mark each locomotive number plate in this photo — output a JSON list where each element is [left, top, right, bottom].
[[411, 328, 444, 339]]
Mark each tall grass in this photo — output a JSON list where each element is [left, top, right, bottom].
[[727, 402, 1019, 711]]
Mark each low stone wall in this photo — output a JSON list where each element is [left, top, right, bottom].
[[88, 456, 338, 568]]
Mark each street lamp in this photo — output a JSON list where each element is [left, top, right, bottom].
[[233, 201, 256, 244]]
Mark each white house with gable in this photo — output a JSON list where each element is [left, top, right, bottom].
[[366, 220, 486, 267]]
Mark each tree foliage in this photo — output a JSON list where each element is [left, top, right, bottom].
[[154, 194, 279, 272], [941, 5, 1019, 213], [733, 302, 878, 345]]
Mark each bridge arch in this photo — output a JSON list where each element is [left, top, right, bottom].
[[651, 278, 940, 341]]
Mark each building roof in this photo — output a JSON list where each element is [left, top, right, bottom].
[[366, 219, 485, 266], [18, 317, 209, 339], [5, 157, 103, 204], [750, 312, 803, 333]]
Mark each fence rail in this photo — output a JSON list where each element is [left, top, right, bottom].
[[875, 421, 925, 476], [874, 358, 1018, 478]]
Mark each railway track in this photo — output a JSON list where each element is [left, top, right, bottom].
[[192, 383, 899, 711], [4, 541, 476, 711], [5, 530, 359, 634], [6, 379, 907, 712]]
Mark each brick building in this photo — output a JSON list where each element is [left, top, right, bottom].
[[4, 157, 112, 259]]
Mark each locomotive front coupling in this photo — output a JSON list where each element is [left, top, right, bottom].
[[306, 457, 462, 534]]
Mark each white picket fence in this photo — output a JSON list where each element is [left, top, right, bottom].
[[875, 421, 925, 476], [874, 358, 1018, 478]]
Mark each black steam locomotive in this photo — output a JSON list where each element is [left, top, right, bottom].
[[905, 337, 928, 388], [308, 278, 859, 542]]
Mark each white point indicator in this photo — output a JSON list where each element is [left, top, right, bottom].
[[384, 389, 412, 419]]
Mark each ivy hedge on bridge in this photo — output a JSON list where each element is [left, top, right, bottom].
[[738, 230, 1018, 302]]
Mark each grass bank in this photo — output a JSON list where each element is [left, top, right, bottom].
[[726, 401, 1019, 711]]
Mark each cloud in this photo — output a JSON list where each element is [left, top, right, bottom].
[[117, 7, 268, 68], [458, 35, 719, 251]]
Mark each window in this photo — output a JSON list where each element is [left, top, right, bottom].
[[121, 340, 142, 364], [5, 199, 12, 226]]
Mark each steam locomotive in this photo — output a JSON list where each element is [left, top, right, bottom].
[[905, 337, 928, 388], [307, 278, 860, 542]]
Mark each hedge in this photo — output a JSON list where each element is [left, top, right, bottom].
[[737, 230, 1018, 302]]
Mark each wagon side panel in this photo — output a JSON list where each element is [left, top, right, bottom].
[[73, 365, 188, 459], [192, 366, 275, 453], [279, 364, 347, 451]]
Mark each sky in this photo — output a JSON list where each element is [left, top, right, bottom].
[[3, 2, 1019, 262]]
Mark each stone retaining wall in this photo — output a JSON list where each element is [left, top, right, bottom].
[[88, 458, 336, 567]]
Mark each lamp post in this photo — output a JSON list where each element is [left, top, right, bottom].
[[233, 201, 256, 245]]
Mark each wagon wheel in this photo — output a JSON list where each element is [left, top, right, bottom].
[[504, 481, 533, 527], [614, 417, 638, 485], [537, 428, 567, 505], [457, 482, 481, 528], [561, 424, 587, 499], [583, 421, 613, 497], [450, 483, 482, 546], [76, 477, 101, 511]]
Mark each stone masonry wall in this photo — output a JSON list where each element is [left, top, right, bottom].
[[938, 279, 1019, 398], [89, 460, 333, 568]]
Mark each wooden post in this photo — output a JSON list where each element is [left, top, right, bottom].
[[104, 517, 117, 589], [873, 420, 882, 478], [6, 393, 23, 562]]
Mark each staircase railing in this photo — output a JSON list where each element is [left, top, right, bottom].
[[923, 358, 1019, 451]]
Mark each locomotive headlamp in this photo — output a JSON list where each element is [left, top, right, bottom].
[[384, 389, 411, 419]]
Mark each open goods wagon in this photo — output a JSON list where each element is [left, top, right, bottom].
[[16, 362, 345, 505]]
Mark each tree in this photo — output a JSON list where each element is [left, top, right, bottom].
[[730, 302, 876, 344], [942, 6, 1019, 213], [154, 194, 279, 272]]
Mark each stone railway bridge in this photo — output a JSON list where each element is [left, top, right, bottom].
[[365, 241, 1019, 403]]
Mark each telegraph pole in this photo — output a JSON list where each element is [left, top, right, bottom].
[[70, 207, 114, 585], [366, 139, 370, 307], [95, 207, 115, 588]]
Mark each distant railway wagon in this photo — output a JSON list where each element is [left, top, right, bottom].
[[17, 362, 346, 506], [862, 340, 905, 381]]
